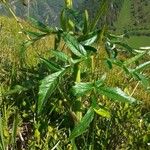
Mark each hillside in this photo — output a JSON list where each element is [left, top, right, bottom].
[[115, 0, 150, 48], [0, 0, 124, 26]]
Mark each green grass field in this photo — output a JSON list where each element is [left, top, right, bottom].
[[115, 0, 150, 48], [126, 36, 150, 48], [115, 0, 132, 30]]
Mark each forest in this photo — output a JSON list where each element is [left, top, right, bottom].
[[0, 0, 150, 149]]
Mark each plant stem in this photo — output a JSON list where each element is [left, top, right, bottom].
[[74, 63, 82, 121], [74, 63, 81, 83], [63, 0, 82, 121], [89, 114, 97, 150], [90, 55, 95, 81], [58, 88, 78, 124], [130, 81, 140, 96]]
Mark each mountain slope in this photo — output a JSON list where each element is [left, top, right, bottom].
[[115, 0, 150, 48], [0, 0, 123, 26]]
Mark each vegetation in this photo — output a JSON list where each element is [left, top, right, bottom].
[[0, 0, 150, 149]]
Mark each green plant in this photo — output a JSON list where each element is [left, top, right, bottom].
[[0, 105, 21, 150]]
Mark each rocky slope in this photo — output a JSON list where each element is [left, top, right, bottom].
[[0, 0, 124, 27]]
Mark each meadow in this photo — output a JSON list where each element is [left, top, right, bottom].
[[115, 0, 150, 48], [0, 0, 150, 149]]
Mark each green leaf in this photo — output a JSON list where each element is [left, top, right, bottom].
[[97, 87, 137, 104], [92, 98, 110, 118], [40, 57, 61, 72], [132, 61, 150, 72], [69, 107, 94, 140], [38, 69, 65, 114], [107, 33, 124, 42], [70, 58, 82, 64], [23, 40, 34, 47], [114, 41, 133, 53], [62, 32, 87, 57], [106, 59, 113, 69], [60, 9, 67, 31], [83, 9, 89, 34], [107, 59, 123, 67], [79, 30, 101, 45], [95, 74, 107, 88], [28, 17, 52, 33], [124, 52, 146, 66], [93, 108, 110, 118], [143, 112, 150, 123], [132, 72, 150, 90], [72, 74, 106, 97], [105, 41, 118, 58], [54, 33, 61, 50], [5, 85, 28, 95], [24, 30, 46, 39], [106, 59, 131, 74], [11, 110, 19, 149], [52, 50, 69, 63], [63, 8, 77, 31], [83, 45, 97, 54], [72, 82, 93, 97]]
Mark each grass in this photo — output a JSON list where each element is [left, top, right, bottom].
[[0, 15, 55, 66], [126, 36, 150, 48], [115, 0, 132, 30]]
